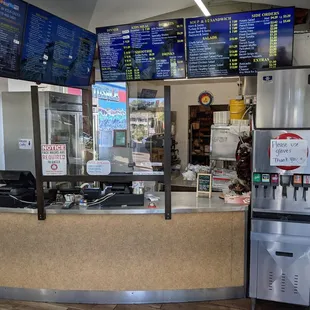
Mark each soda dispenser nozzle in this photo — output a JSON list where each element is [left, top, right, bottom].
[[292, 175, 303, 201], [253, 173, 262, 198], [261, 174, 271, 198], [303, 175, 310, 201], [270, 173, 279, 200], [280, 175, 291, 199]]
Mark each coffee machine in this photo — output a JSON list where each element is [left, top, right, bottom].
[[250, 67, 310, 307]]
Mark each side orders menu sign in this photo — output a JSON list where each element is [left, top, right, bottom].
[[41, 144, 67, 176]]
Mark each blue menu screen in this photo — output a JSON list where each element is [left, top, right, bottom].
[[20, 4, 96, 86], [96, 19, 186, 82], [186, 7, 295, 78], [0, 0, 27, 78]]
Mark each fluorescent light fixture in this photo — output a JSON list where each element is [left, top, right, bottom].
[[194, 0, 211, 16]]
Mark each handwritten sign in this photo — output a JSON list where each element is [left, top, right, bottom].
[[270, 139, 308, 167], [196, 173, 212, 198], [87, 160, 111, 175]]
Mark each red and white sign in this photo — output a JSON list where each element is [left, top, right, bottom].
[[269, 133, 308, 170], [41, 144, 67, 176]]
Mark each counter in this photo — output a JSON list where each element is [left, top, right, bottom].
[[0, 192, 247, 214], [0, 193, 248, 304]]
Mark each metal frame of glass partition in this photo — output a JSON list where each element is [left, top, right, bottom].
[[30, 85, 172, 221]]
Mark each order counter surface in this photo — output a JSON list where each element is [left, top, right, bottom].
[[0, 192, 248, 304], [0, 192, 247, 214]]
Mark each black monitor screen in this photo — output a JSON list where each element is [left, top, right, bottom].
[[20, 4, 96, 87], [96, 19, 186, 82], [186, 7, 295, 78], [0, 0, 27, 79]]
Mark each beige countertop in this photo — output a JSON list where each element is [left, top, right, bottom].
[[0, 192, 248, 215]]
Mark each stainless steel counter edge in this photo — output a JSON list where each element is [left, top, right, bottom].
[[0, 193, 248, 214], [0, 205, 248, 215]]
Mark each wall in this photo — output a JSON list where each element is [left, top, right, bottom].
[[7, 79, 66, 93], [171, 82, 239, 169]]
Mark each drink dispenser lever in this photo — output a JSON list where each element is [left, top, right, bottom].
[[270, 173, 279, 200], [292, 175, 303, 201], [253, 173, 262, 198], [280, 175, 291, 199], [261, 174, 271, 198], [303, 175, 310, 201]]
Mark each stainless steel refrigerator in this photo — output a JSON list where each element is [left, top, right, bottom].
[[250, 67, 310, 307], [0, 91, 84, 175]]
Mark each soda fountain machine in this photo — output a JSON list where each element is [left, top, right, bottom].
[[250, 67, 310, 308]]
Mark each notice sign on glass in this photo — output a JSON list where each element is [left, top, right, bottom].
[[270, 140, 308, 167], [41, 144, 67, 176], [186, 7, 294, 78], [96, 19, 186, 82], [0, 0, 27, 78]]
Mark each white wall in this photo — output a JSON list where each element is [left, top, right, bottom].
[[171, 82, 239, 169], [7, 79, 66, 93]]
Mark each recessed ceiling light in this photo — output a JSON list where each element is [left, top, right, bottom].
[[194, 0, 211, 16]]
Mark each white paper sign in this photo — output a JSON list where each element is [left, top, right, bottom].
[[19, 139, 32, 150], [270, 139, 308, 167], [87, 160, 111, 175], [41, 144, 67, 176]]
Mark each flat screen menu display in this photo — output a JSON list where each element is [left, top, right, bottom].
[[0, 0, 27, 78], [20, 4, 96, 86], [96, 19, 186, 82], [186, 7, 295, 78]]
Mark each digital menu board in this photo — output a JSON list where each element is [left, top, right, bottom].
[[96, 19, 186, 82], [186, 7, 295, 78], [20, 4, 96, 87], [0, 0, 27, 78]]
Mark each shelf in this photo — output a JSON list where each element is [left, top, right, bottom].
[[192, 153, 210, 156]]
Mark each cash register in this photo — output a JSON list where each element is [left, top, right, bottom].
[[0, 171, 36, 208]]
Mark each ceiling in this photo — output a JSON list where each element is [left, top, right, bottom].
[[233, 0, 310, 9], [25, 0, 310, 32]]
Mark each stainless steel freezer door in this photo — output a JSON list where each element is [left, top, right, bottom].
[[250, 219, 310, 306]]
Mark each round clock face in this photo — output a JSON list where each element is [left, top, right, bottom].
[[198, 91, 214, 106]]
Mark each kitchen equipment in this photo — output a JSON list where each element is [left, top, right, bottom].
[[250, 67, 310, 308], [256, 67, 310, 128], [0, 92, 84, 176]]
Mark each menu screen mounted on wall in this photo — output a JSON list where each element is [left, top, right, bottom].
[[0, 0, 27, 79], [186, 7, 295, 78], [20, 4, 96, 87], [96, 19, 186, 82]]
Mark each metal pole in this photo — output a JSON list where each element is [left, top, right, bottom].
[[31, 86, 46, 220], [164, 86, 172, 220]]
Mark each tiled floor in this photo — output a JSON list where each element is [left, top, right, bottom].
[[0, 299, 307, 310]]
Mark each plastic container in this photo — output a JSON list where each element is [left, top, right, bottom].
[[213, 111, 230, 125], [230, 99, 246, 120], [230, 119, 249, 126]]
